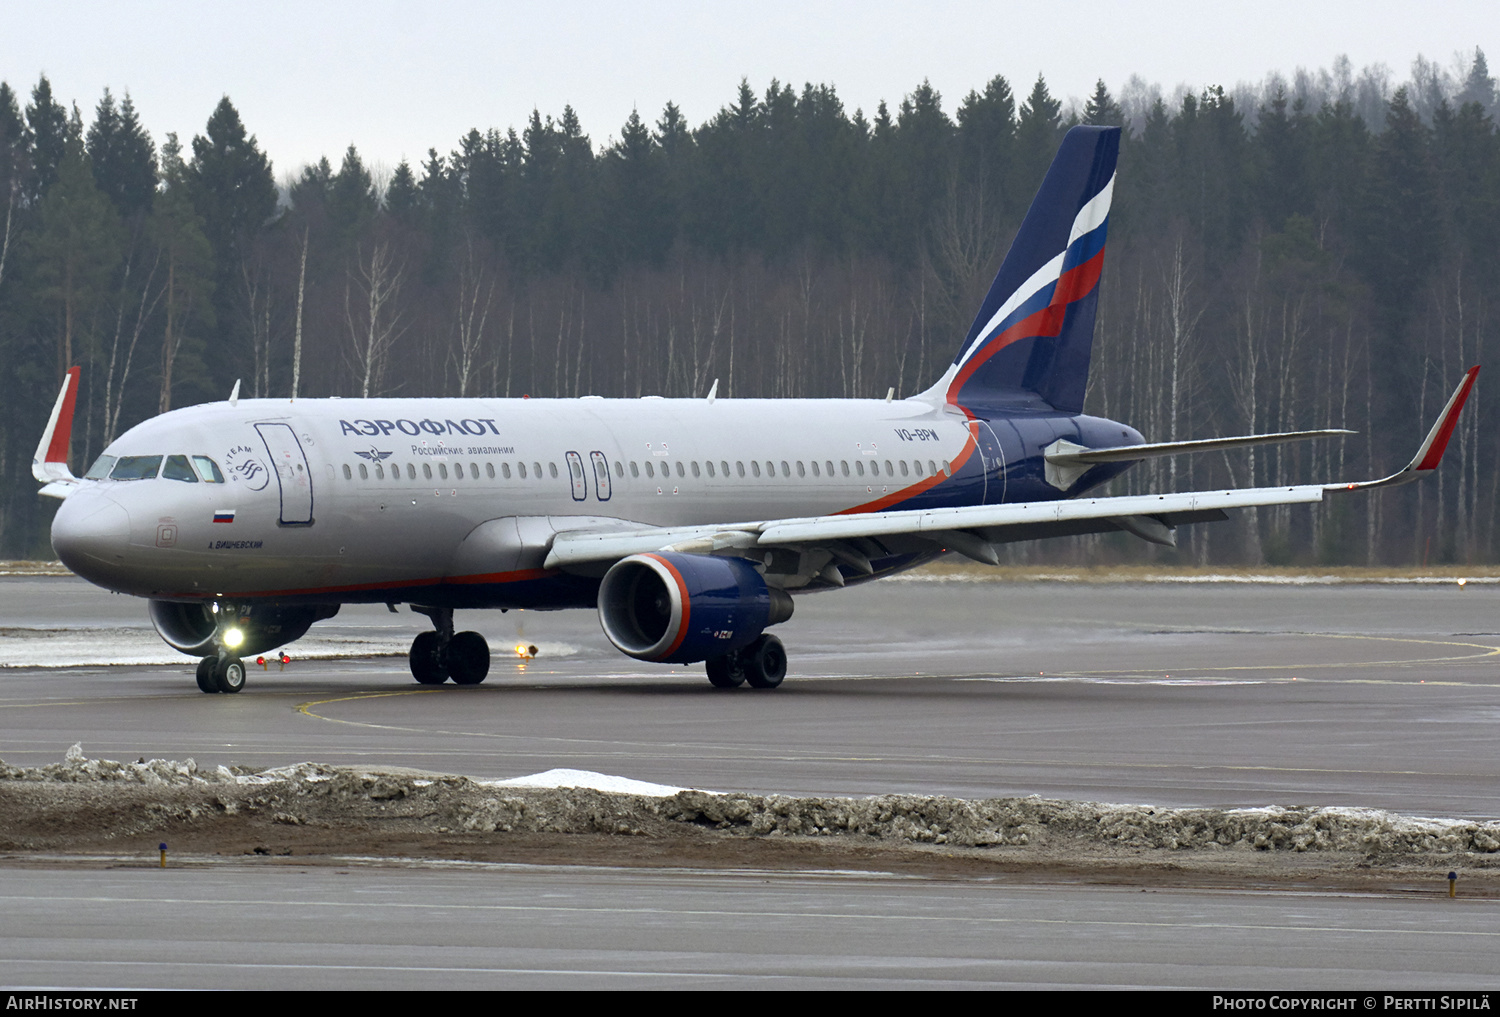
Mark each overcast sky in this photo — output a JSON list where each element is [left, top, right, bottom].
[[7, 1, 1495, 180]]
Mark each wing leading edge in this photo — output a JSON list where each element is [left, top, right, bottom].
[[546, 367, 1480, 575]]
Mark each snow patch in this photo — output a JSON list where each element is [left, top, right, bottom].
[[481, 768, 710, 797]]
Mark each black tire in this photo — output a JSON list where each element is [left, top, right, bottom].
[[215, 656, 246, 694], [409, 631, 448, 685], [448, 631, 491, 686], [705, 653, 745, 688], [743, 634, 787, 689], [195, 656, 218, 694]]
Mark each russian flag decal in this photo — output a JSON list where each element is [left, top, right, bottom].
[[213, 509, 235, 524]]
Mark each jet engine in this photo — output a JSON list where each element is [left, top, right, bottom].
[[148, 600, 339, 657], [597, 552, 793, 664]]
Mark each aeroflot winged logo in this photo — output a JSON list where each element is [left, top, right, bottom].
[[354, 449, 393, 462]]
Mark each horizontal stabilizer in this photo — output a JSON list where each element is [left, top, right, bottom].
[[1043, 429, 1354, 489], [1045, 429, 1355, 467]]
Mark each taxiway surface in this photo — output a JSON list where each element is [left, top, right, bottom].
[[2, 574, 1499, 815], [5, 574, 1500, 989]]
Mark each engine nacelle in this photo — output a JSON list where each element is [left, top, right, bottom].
[[148, 600, 339, 658], [598, 552, 792, 664]]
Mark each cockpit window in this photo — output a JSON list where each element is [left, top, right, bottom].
[[109, 455, 163, 480], [84, 455, 116, 480], [162, 455, 198, 482], [192, 456, 225, 483]]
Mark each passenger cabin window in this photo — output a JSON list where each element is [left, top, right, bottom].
[[736, 462, 746, 478], [375, 464, 384, 480], [407, 463, 417, 480], [518, 462, 527, 479], [629, 462, 638, 478], [840, 461, 849, 476], [163, 455, 198, 482], [706, 461, 716, 478], [358, 463, 369, 480], [548, 462, 558, 479], [502, 462, 512, 479], [439, 463, 448, 480], [454, 463, 463, 479], [342, 464, 353, 480], [191, 456, 224, 482], [110, 455, 162, 481], [423, 463, 433, 480], [486, 463, 495, 479], [614, 461, 624, 478], [675, 461, 685, 478], [751, 462, 761, 478], [691, 461, 701, 478]]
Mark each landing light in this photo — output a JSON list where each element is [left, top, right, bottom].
[[223, 628, 244, 649]]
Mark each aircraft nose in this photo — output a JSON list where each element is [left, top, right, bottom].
[[52, 493, 131, 582]]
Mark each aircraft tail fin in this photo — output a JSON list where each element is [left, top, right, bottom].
[[924, 125, 1119, 414]]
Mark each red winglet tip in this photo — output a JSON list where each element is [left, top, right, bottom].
[[1414, 367, 1479, 472], [44, 366, 81, 465]]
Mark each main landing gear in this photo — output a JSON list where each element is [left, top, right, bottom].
[[409, 606, 491, 686], [705, 634, 787, 690], [195, 654, 246, 694]]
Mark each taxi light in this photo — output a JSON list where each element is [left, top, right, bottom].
[[223, 628, 244, 649]]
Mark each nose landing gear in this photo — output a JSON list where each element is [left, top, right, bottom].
[[409, 606, 491, 686]]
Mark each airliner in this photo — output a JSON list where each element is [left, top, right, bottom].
[[34, 126, 1478, 694]]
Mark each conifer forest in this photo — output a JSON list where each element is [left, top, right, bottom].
[[1, 53, 1497, 565]]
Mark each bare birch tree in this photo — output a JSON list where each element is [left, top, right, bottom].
[[344, 243, 406, 398]]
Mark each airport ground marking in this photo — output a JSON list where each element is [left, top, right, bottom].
[[2, 891, 1499, 940], [1031, 631, 1500, 679]]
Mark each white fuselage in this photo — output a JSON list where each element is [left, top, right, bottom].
[[54, 393, 1059, 605]]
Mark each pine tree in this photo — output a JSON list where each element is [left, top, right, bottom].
[[24, 75, 70, 203], [385, 159, 419, 216], [1082, 79, 1123, 127], [188, 97, 277, 269], [28, 136, 121, 382], [87, 89, 157, 218]]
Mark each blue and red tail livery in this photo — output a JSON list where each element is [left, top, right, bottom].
[[937, 125, 1119, 415]]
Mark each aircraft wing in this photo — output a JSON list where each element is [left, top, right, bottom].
[[546, 366, 1479, 575]]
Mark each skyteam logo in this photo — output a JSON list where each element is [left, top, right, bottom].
[[223, 445, 270, 491]]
